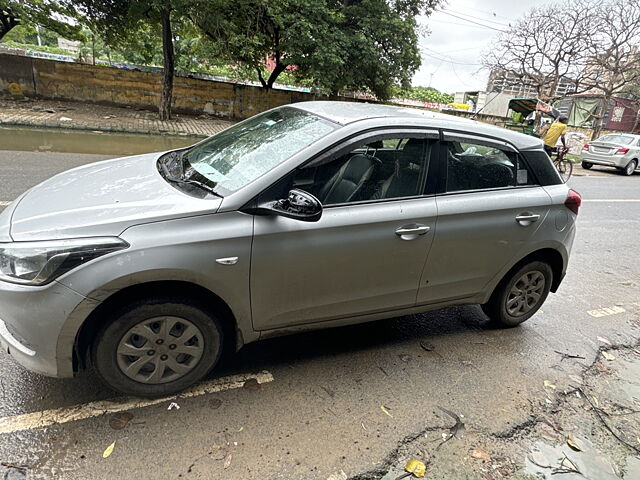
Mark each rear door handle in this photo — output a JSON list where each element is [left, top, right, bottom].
[[395, 224, 430, 239], [515, 213, 540, 224]]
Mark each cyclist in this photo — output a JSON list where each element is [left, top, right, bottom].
[[541, 116, 568, 157]]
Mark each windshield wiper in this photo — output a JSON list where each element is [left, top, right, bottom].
[[159, 157, 222, 197]]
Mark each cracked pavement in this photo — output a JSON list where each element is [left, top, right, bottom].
[[0, 144, 638, 480]]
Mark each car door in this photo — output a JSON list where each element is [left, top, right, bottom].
[[417, 132, 552, 305], [250, 131, 438, 331]]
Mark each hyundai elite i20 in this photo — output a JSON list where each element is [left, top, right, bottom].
[[0, 102, 580, 397]]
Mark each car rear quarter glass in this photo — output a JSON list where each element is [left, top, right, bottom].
[[521, 149, 563, 186]]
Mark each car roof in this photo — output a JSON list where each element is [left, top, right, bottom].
[[290, 101, 542, 150]]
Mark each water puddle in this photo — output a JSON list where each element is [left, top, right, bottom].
[[0, 127, 198, 156], [525, 436, 621, 479]]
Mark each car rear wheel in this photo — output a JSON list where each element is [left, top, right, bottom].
[[622, 159, 637, 176], [481, 261, 553, 327], [581, 161, 592, 170], [92, 297, 223, 397]]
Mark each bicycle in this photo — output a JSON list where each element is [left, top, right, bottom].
[[552, 146, 573, 182]]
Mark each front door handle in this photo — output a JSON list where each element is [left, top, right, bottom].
[[395, 224, 430, 239], [515, 213, 540, 225]]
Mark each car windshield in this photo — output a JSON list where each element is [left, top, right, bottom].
[[181, 107, 338, 193], [597, 134, 634, 145]]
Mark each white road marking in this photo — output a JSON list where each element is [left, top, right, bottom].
[[0, 370, 273, 435], [582, 199, 640, 202], [587, 306, 626, 318]]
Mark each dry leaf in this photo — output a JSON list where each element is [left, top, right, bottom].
[[243, 378, 260, 391], [380, 405, 393, 418], [102, 441, 115, 459], [592, 396, 599, 407], [404, 459, 426, 478], [566, 434, 583, 452], [597, 336, 612, 345], [109, 412, 133, 430], [544, 380, 557, 389], [602, 351, 615, 361], [223, 453, 232, 469], [470, 448, 492, 461]]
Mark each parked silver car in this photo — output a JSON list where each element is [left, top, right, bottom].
[[581, 133, 640, 175], [0, 102, 580, 397]]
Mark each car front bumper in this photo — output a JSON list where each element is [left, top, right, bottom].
[[0, 279, 90, 378]]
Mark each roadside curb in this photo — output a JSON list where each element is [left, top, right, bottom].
[[0, 118, 213, 138]]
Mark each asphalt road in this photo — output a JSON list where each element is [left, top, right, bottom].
[[0, 150, 638, 480]]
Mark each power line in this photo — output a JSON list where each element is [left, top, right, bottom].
[[442, 8, 513, 28], [421, 50, 482, 67], [438, 11, 507, 33]]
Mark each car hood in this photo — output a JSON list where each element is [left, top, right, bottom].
[[8, 152, 222, 241]]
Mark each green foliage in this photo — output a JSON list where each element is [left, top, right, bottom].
[[392, 85, 453, 103], [0, 1, 82, 41], [189, 0, 442, 99]]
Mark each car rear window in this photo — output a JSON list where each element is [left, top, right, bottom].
[[597, 134, 634, 145]]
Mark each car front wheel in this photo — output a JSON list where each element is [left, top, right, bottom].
[[92, 297, 223, 397], [482, 261, 553, 327]]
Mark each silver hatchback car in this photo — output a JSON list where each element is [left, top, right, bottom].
[[0, 102, 580, 397], [581, 133, 640, 176]]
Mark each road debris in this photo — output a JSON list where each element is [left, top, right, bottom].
[[470, 448, 491, 461], [438, 407, 465, 447], [381, 405, 393, 418], [108, 412, 134, 430], [566, 433, 584, 451], [242, 378, 261, 391], [597, 336, 612, 345], [102, 441, 115, 459], [543, 380, 557, 389], [168, 402, 180, 410], [59, 116, 73, 122], [601, 351, 616, 361], [223, 453, 232, 469], [554, 350, 586, 361], [404, 459, 426, 477], [419, 340, 435, 352], [326, 470, 347, 480]]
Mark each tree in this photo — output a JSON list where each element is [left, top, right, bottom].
[[579, 0, 640, 138], [72, 0, 180, 120], [189, 0, 441, 99], [0, 0, 81, 42], [482, 0, 594, 102]]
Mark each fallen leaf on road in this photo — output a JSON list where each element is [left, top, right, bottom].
[[380, 405, 393, 418], [237, 426, 244, 432], [419, 340, 435, 352], [223, 453, 232, 469], [470, 448, 491, 461], [602, 351, 615, 361], [527, 450, 551, 468], [109, 412, 133, 430], [544, 380, 557, 389], [597, 336, 612, 345], [404, 459, 426, 477], [243, 378, 260, 391], [566, 434, 583, 451], [102, 441, 115, 459]]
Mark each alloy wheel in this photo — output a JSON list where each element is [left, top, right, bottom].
[[505, 271, 546, 317], [116, 316, 205, 384]]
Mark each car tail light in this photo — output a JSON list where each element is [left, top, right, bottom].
[[565, 189, 582, 215], [615, 148, 629, 155], [582, 143, 589, 151]]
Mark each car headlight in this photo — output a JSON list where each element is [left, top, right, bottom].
[[0, 237, 129, 286]]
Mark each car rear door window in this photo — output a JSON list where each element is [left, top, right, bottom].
[[445, 140, 534, 192]]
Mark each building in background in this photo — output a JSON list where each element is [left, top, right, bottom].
[[486, 69, 576, 98]]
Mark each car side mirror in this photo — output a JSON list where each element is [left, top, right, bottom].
[[259, 189, 323, 222]]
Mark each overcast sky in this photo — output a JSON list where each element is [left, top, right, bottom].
[[414, 0, 555, 93]]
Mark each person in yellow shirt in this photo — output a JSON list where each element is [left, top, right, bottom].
[[541, 116, 568, 156]]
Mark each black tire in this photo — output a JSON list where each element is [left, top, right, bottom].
[[481, 261, 553, 327], [622, 159, 637, 176], [581, 161, 593, 170], [92, 297, 223, 397]]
